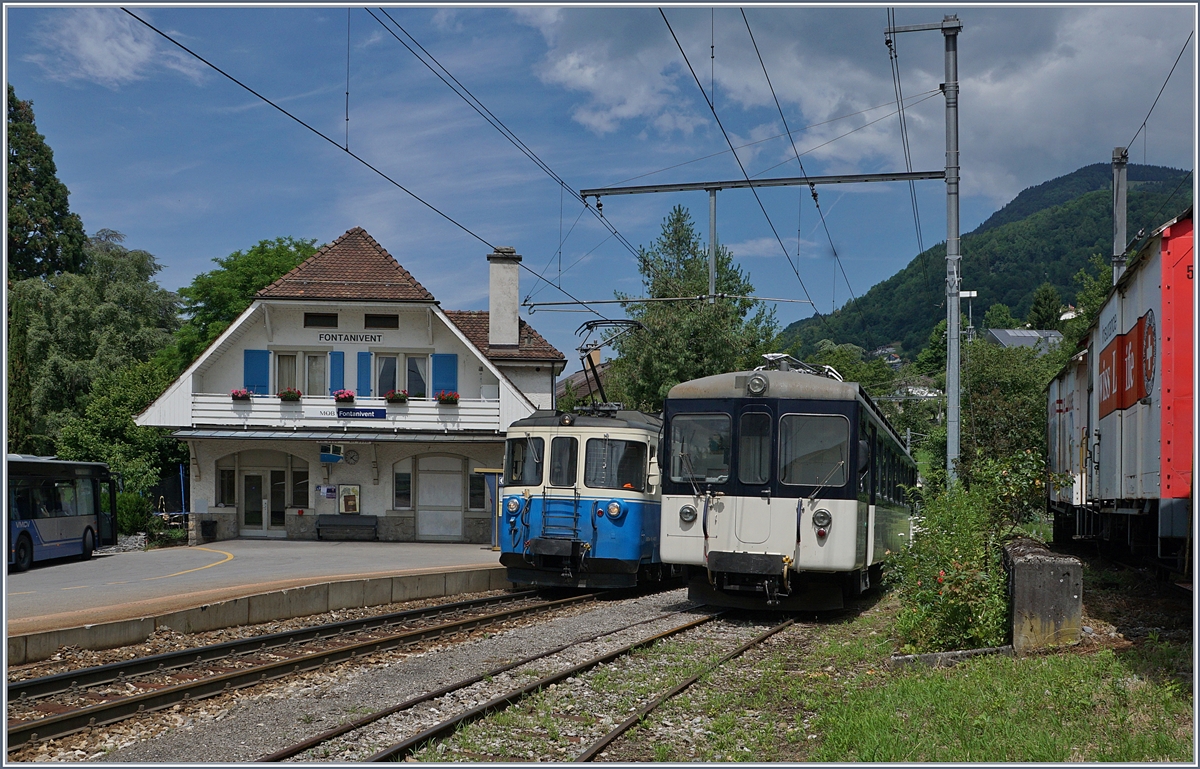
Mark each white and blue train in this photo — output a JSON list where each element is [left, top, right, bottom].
[[499, 408, 674, 588], [659, 355, 918, 610]]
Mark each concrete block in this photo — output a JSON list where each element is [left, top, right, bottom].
[[446, 568, 491, 595], [363, 577, 393, 607], [393, 573, 445, 602], [329, 580, 366, 611], [158, 598, 250, 635], [1005, 538, 1083, 654], [490, 567, 514, 590], [248, 584, 330, 625], [9, 635, 27, 666], [24, 618, 155, 661]]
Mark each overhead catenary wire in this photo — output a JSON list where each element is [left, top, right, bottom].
[[121, 8, 612, 322], [660, 8, 827, 332], [1125, 30, 1193, 151]]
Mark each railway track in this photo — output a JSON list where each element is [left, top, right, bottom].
[[261, 612, 792, 763], [6, 590, 595, 749]]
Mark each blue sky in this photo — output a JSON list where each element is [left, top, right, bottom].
[[5, 4, 1196, 368]]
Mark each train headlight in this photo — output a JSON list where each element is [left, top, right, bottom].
[[747, 374, 769, 396], [679, 504, 698, 523], [606, 501, 623, 519], [812, 508, 832, 538], [506, 498, 520, 513]]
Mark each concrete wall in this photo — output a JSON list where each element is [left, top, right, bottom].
[[1005, 538, 1083, 654], [7, 566, 511, 665]]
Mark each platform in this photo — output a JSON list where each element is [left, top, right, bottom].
[[5, 539, 508, 665]]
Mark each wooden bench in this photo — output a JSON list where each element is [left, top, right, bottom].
[[316, 514, 378, 541]]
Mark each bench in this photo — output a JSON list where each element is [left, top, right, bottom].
[[316, 514, 378, 541]]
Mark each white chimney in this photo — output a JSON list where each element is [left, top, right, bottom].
[[488, 247, 521, 347]]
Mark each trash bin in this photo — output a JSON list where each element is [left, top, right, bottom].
[[200, 520, 218, 541]]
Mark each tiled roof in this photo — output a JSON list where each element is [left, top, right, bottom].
[[257, 227, 435, 301], [444, 310, 566, 363]]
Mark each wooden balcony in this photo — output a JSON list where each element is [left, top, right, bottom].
[[192, 393, 503, 433]]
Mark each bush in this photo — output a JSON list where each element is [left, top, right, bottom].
[[116, 492, 152, 536]]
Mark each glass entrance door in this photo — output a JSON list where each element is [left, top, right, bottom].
[[243, 474, 264, 530], [269, 471, 287, 528]]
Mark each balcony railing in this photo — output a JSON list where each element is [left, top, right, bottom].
[[193, 393, 502, 432]]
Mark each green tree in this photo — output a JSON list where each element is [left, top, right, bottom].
[[1025, 282, 1063, 331], [7, 84, 86, 280], [160, 236, 318, 372], [982, 302, 1019, 330], [913, 319, 948, 385], [7, 231, 179, 451], [57, 361, 188, 495], [605, 206, 778, 411], [1059, 254, 1112, 349]]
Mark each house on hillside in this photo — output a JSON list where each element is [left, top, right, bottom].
[[137, 228, 565, 545], [985, 328, 1063, 356]]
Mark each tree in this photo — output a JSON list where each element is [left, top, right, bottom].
[[1025, 281, 1063, 331], [605, 206, 778, 411], [7, 231, 179, 450], [57, 361, 188, 495], [982, 302, 1019, 330], [160, 236, 318, 372], [7, 84, 86, 280]]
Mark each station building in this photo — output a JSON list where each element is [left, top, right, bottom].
[[137, 228, 566, 544]]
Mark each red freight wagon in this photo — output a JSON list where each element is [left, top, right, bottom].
[[1048, 205, 1193, 576]]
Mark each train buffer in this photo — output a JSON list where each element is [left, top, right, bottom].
[[315, 514, 378, 541]]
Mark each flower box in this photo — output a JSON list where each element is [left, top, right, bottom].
[[384, 389, 408, 404], [435, 390, 460, 406], [277, 387, 302, 402], [333, 389, 356, 403], [231, 389, 251, 401]]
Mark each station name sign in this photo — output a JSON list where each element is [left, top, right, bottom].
[[317, 333, 384, 343]]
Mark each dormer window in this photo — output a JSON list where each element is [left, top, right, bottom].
[[304, 313, 338, 328]]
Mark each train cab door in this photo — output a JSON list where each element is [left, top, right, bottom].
[[734, 408, 773, 545]]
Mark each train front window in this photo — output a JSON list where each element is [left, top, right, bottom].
[[669, 414, 731, 484], [738, 412, 772, 485], [549, 437, 578, 487], [585, 439, 647, 491], [504, 437, 544, 486], [779, 414, 850, 487]]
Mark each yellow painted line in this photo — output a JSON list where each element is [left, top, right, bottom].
[[7, 591, 35, 596], [62, 585, 91, 591], [106, 581, 129, 585], [143, 547, 234, 581]]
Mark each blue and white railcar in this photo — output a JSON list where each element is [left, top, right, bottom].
[[499, 409, 667, 588], [660, 356, 918, 610]]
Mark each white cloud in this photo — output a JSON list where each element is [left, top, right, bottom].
[[25, 8, 205, 88]]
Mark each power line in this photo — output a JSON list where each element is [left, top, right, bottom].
[[886, 7, 929, 295], [660, 8, 825, 328], [1126, 30, 1193, 151]]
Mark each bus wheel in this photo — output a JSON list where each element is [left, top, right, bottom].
[[80, 530, 95, 561], [13, 536, 33, 572]]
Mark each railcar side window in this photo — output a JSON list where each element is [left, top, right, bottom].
[[738, 412, 772, 485], [505, 437, 544, 486], [779, 414, 850, 486], [669, 414, 731, 484], [585, 439, 647, 491], [549, 437, 578, 487]]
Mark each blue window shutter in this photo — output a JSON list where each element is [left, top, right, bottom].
[[431, 353, 458, 395], [357, 352, 372, 397], [329, 351, 345, 395], [244, 350, 270, 394]]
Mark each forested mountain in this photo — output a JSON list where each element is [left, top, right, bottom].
[[780, 163, 1192, 357]]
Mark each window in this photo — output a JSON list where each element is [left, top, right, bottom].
[[504, 437, 544, 486], [377, 355, 398, 395], [365, 314, 399, 329], [669, 414, 731, 484], [218, 469, 236, 506], [304, 313, 338, 328], [306, 354, 326, 396], [394, 458, 412, 509], [277, 354, 297, 392], [738, 412, 772, 485], [291, 457, 309, 507], [549, 437, 578, 487], [779, 414, 850, 487], [468, 473, 487, 510], [585, 439, 647, 491], [407, 356, 427, 398]]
